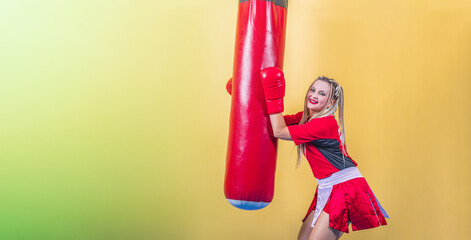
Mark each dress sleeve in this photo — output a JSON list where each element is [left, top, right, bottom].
[[283, 111, 303, 126], [288, 116, 336, 145]]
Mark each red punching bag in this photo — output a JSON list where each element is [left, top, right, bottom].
[[224, 0, 288, 210]]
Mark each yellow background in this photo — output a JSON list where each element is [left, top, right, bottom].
[[1, 0, 470, 239]]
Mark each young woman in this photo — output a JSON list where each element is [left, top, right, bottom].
[[260, 67, 389, 240]]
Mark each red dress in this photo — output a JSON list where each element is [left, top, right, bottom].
[[284, 112, 388, 233]]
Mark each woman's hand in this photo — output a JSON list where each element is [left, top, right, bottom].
[[260, 67, 285, 114], [260, 67, 292, 140]]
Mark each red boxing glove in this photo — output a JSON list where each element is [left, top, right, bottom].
[[226, 78, 233, 95], [260, 67, 285, 114]]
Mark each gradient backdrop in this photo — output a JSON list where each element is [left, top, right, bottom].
[[1, 0, 470, 239]]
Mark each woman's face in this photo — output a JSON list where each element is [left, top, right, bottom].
[[306, 80, 331, 116]]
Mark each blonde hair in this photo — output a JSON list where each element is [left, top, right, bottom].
[[296, 76, 346, 167]]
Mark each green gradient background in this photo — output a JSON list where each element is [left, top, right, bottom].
[[1, 0, 471, 239]]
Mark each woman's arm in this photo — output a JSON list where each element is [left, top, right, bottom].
[[259, 67, 293, 141], [269, 113, 292, 140]]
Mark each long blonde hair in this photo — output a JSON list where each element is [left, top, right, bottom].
[[296, 76, 346, 167]]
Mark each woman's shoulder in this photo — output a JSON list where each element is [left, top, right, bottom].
[[309, 115, 337, 123], [306, 115, 339, 128], [283, 111, 303, 125]]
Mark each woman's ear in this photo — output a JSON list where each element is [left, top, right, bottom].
[[328, 99, 335, 108]]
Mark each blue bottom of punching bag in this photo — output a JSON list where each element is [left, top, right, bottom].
[[226, 199, 270, 210]]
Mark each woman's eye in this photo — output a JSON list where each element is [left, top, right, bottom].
[[310, 88, 315, 92], [320, 92, 326, 96]]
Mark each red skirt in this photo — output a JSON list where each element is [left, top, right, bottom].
[[302, 177, 388, 233]]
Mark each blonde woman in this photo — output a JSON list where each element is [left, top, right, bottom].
[[260, 67, 389, 240]]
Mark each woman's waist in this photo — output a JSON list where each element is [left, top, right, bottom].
[[315, 167, 363, 189]]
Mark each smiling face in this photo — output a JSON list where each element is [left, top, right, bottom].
[[306, 80, 332, 117]]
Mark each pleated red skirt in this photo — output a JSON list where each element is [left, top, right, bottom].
[[302, 177, 388, 233]]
